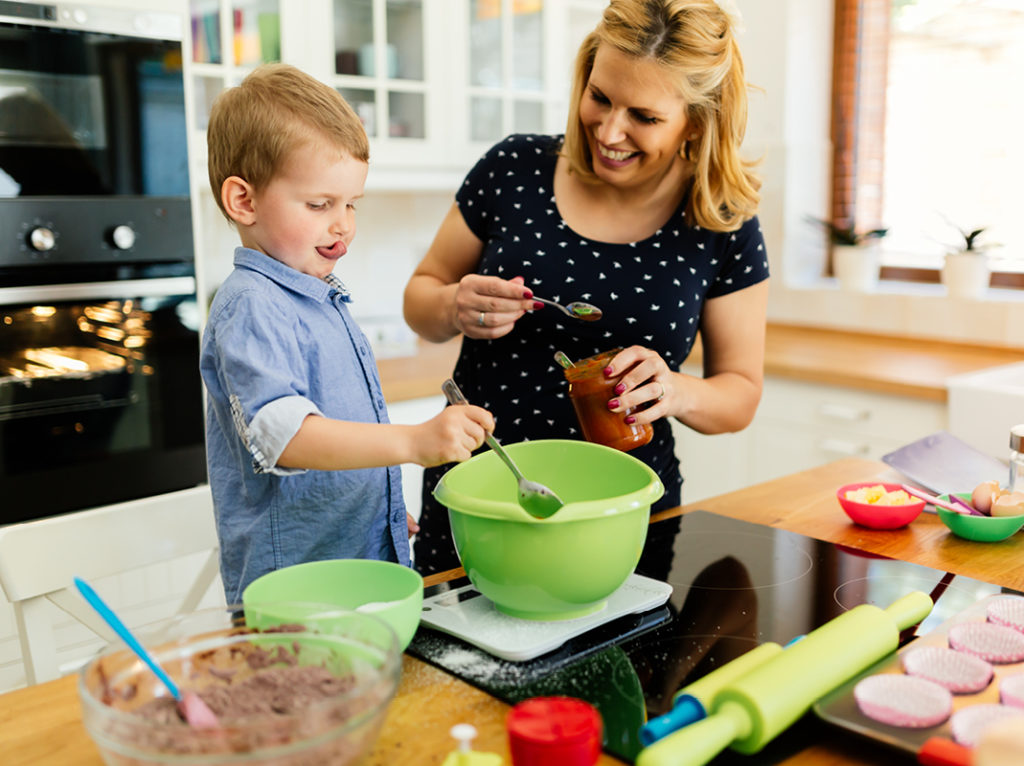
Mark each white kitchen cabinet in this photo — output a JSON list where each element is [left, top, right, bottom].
[[673, 374, 947, 503], [184, 0, 599, 184]]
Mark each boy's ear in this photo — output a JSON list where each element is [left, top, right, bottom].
[[221, 176, 257, 226]]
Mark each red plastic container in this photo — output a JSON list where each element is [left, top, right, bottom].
[[507, 696, 603, 766]]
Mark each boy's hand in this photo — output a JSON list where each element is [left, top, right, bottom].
[[412, 404, 493, 467], [406, 512, 420, 537]]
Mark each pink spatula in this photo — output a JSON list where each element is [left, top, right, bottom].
[[74, 577, 219, 729]]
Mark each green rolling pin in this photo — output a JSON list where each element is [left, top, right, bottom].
[[636, 590, 933, 766]]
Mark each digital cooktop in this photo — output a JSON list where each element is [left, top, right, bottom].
[[408, 511, 1018, 764]]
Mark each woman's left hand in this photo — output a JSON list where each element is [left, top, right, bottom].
[[603, 346, 677, 424]]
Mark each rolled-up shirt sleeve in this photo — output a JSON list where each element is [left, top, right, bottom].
[[208, 288, 320, 476]]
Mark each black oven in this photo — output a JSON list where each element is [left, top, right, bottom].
[[0, 2, 205, 523]]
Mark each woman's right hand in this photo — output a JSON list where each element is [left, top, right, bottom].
[[452, 274, 537, 340]]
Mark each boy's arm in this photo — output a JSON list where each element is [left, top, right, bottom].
[[277, 404, 493, 470]]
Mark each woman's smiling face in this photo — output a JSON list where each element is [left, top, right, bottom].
[[579, 44, 691, 189]]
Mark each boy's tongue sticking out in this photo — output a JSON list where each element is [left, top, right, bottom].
[[317, 241, 346, 259]]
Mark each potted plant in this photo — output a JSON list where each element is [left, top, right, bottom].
[[941, 223, 997, 300], [809, 218, 889, 292]]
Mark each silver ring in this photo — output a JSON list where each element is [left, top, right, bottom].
[[477, 311, 486, 327], [656, 382, 666, 402]]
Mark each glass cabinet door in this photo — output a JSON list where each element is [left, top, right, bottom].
[[468, 0, 546, 144], [333, 0, 425, 141]]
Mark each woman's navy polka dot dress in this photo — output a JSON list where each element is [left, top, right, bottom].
[[414, 134, 769, 575]]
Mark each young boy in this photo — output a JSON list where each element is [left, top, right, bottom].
[[201, 63, 492, 604]]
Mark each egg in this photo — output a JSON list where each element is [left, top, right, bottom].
[[971, 480, 1003, 515], [990, 491, 1024, 518]]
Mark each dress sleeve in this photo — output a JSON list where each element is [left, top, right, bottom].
[[706, 214, 771, 299], [207, 289, 321, 475]]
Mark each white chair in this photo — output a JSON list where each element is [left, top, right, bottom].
[[0, 485, 221, 685]]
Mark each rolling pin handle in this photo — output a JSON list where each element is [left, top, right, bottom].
[[884, 590, 934, 631], [638, 695, 706, 746], [636, 701, 749, 766]]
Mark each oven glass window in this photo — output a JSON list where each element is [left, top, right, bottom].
[[0, 288, 206, 521], [0, 26, 188, 198]]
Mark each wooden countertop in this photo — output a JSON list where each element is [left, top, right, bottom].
[[5, 457, 1023, 765], [380, 325, 1021, 403]]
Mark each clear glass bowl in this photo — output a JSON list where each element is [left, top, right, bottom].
[[78, 604, 400, 765]]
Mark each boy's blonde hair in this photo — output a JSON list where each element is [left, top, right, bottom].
[[563, 0, 760, 232], [207, 63, 369, 220]]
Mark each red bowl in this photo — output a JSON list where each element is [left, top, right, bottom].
[[836, 482, 926, 529]]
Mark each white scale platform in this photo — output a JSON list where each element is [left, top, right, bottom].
[[419, 573, 673, 662]]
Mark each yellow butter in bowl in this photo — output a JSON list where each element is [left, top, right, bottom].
[[845, 485, 916, 506]]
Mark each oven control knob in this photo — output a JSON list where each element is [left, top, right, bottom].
[[27, 227, 56, 252], [108, 225, 137, 250]]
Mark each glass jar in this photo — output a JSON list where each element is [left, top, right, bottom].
[[563, 348, 653, 453], [1010, 425, 1024, 492]]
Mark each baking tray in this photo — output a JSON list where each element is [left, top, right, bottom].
[[815, 592, 1024, 759]]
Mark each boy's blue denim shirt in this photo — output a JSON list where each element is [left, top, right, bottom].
[[200, 247, 410, 604]]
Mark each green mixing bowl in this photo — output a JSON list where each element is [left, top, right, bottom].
[[242, 559, 423, 650], [937, 493, 1024, 542], [433, 439, 664, 620]]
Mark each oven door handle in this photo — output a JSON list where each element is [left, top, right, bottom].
[[0, 277, 197, 305]]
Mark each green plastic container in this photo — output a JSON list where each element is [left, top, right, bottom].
[[937, 493, 1024, 542], [433, 439, 664, 620], [242, 559, 423, 650]]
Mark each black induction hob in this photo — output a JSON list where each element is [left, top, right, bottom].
[[407, 511, 1020, 764]]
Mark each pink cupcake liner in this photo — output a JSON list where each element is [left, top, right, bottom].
[[901, 645, 993, 693], [950, 703, 1024, 747], [854, 674, 953, 728], [948, 621, 1024, 663], [987, 595, 1024, 634], [999, 672, 1024, 708]]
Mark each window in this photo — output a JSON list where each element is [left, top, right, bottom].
[[833, 0, 1024, 285]]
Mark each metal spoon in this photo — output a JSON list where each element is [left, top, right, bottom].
[[74, 577, 220, 729], [533, 296, 603, 322], [442, 379, 565, 519]]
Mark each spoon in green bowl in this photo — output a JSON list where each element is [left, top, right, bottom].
[[74, 577, 220, 729], [442, 378, 564, 519]]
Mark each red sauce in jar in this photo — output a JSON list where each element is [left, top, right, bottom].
[[564, 348, 653, 452]]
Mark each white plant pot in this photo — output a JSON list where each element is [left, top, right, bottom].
[[942, 252, 990, 300], [833, 244, 879, 292]]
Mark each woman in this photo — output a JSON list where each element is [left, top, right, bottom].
[[404, 0, 769, 575]]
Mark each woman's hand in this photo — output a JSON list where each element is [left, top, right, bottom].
[[603, 346, 679, 425], [452, 274, 537, 340]]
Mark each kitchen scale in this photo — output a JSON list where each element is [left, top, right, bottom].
[[409, 511, 1018, 764], [417, 572, 674, 661]]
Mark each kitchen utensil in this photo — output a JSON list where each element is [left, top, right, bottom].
[[78, 603, 401, 765], [900, 485, 984, 515], [242, 558, 423, 650], [836, 482, 926, 529], [433, 438, 663, 620], [882, 431, 1007, 497], [73, 577, 220, 729], [533, 296, 603, 321], [553, 350, 575, 369], [935, 497, 1024, 542], [636, 590, 933, 766], [815, 593, 1024, 766], [442, 378, 564, 519]]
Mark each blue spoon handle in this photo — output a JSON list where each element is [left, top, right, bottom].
[[74, 577, 181, 700]]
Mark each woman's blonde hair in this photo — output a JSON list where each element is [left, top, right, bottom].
[[563, 0, 759, 231], [206, 63, 369, 220]]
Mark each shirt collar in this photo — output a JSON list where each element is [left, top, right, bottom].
[[233, 247, 352, 303]]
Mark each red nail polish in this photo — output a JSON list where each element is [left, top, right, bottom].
[[607, 399, 619, 409], [523, 289, 533, 299], [533, 301, 544, 310], [625, 415, 636, 425], [603, 366, 614, 377], [614, 383, 626, 395]]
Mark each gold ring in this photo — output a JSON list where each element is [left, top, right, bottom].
[[657, 382, 666, 402], [477, 312, 486, 327]]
